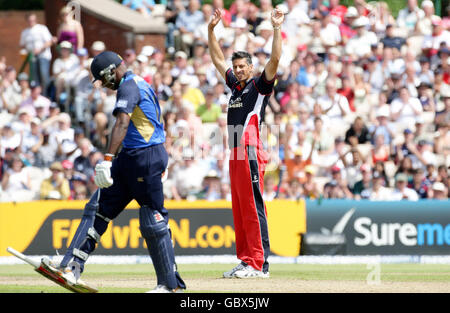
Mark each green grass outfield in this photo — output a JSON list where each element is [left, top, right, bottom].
[[0, 263, 449, 293]]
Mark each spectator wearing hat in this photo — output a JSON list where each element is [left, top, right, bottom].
[[170, 50, 194, 80], [90, 41, 106, 57], [19, 13, 55, 95], [197, 169, 222, 201], [11, 107, 32, 134], [47, 112, 76, 161], [40, 161, 71, 200], [339, 6, 358, 45], [57, 6, 84, 50], [323, 165, 353, 199], [416, 0, 439, 36], [230, 17, 254, 52], [431, 181, 448, 199], [390, 173, 419, 200], [345, 16, 378, 59], [302, 165, 320, 199], [52, 40, 80, 103]]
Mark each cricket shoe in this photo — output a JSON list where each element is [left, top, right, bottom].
[[234, 265, 270, 279], [146, 285, 184, 293], [222, 262, 247, 278], [40, 258, 97, 293], [59, 261, 82, 285]]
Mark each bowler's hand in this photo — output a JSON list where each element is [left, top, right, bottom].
[[94, 161, 113, 188], [209, 9, 222, 30], [271, 8, 284, 27]]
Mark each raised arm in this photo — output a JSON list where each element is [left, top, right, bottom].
[[264, 9, 284, 82], [208, 9, 228, 80]]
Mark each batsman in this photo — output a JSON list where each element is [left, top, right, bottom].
[[48, 51, 186, 293]]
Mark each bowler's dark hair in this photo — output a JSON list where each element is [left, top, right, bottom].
[[231, 51, 252, 65]]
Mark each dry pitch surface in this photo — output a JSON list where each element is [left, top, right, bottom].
[[0, 263, 449, 293]]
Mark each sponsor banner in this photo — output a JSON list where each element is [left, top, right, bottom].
[[305, 200, 450, 255], [0, 200, 305, 257]]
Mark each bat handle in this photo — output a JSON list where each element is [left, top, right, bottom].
[[7, 247, 40, 268]]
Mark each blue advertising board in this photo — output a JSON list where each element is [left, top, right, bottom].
[[305, 200, 450, 255]]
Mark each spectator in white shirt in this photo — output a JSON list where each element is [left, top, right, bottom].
[[52, 41, 80, 103], [390, 173, 419, 200], [318, 79, 351, 124], [19, 13, 54, 95], [362, 171, 392, 200], [345, 16, 378, 59], [390, 85, 423, 130]]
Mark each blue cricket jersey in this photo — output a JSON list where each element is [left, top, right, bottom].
[[112, 71, 165, 149]]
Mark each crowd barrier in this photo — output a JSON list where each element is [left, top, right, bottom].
[[1, 199, 448, 257]]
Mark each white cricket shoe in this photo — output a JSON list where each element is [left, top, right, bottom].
[[234, 265, 270, 279], [59, 261, 83, 285], [223, 263, 246, 278], [146, 285, 183, 293]]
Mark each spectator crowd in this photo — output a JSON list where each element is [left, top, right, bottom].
[[0, 0, 449, 203]]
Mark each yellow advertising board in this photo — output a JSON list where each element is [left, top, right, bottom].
[[0, 200, 305, 257]]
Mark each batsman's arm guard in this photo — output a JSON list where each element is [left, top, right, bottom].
[[60, 189, 109, 268]]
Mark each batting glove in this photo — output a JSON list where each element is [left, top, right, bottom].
[[94, 161, 113, 188]]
